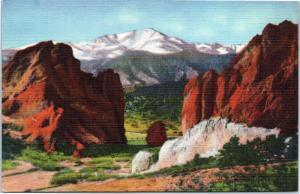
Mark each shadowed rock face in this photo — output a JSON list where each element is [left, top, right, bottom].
[[146, 121, 167, 146], [2, 41, 127, 156], [181, 21, 298, 134]]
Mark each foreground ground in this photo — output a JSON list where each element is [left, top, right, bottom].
[[2, 124, 298, 192], [2, 158, 297, 192]]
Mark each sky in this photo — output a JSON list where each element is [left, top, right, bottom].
[[2, 0, 299, 48]]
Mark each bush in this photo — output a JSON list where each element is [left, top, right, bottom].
[[81, 144, 147, 158], [208, 162, 298, 192], [79, 167, 112, 181], [2, 134, 27, 160], [51, 169, 81, 185], [2, 160, 19, 171], [218, 136, 263, 167], [139, 154, 218, 178], [18, 148, 69, 171], [143, 146, 161, 165], [217, 135, 296, 167]]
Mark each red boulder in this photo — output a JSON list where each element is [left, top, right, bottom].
[[146, 121, 167, 146]]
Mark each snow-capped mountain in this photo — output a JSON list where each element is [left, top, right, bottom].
[[68, 28, 244, 62], [195, 43, 244, 55], [2, 28, 245, 87]]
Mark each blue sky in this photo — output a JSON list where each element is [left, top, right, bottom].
[[2, 0, 299, 48]]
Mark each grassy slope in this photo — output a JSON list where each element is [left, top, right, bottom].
[[125, 81, 186, 137]]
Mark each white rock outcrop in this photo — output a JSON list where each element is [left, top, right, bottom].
[[147, 117, 280, 172], [131, 151, 153, 173]]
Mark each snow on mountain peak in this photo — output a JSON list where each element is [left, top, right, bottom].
[[3, 28, 245, 66], [90, 28, 187, 55]]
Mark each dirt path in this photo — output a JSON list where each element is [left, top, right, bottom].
[[58, 160, 83, 172], [42, 162, 292, 192], [42, 177, 173, 192], [2, 170, 56, 192], [2, 161, 36, 177]]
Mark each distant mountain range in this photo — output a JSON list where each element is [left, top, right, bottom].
[[3, 28, 245, 87]]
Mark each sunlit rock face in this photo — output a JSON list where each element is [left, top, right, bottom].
[[2, 41, 127, 157], [148, 117, 280, 172], [181, 21, 298, 134]]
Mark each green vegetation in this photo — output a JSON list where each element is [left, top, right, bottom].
[[2, 160, 19, 171], [218, 135, 296, 167], [2, 133, 27, 160], [204, 135, 298, 191], [208, 162, 298, 192], [125, 131, 146, 144], [129, 155, 218, 179], [18, 147, 71, 171], [80, 167, 113, 181], [2, 126, 73, 171], [125, 81, 186, 136], [218, 136, 263, 167], [2, 123, 23, 131], [91, 158, 121, 170], [143, 146, 161, 165], [192, 176, 202, 184], [134, 135, 297, 180], [51, 169, 82, 185], [51, 167, 117, 186], [82, 143, 148, 158]]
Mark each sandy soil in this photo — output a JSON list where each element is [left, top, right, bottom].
[[2, 170, 56, 192], [2, 161, 36, 177], [42, 162, 289, 192], [42, 176, 173, 192], [104, 161, 131, 176], [58, 160, 83, 172], [2, 160, 291, 192]]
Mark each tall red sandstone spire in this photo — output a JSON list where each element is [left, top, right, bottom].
[[181, 21, 298, 134]]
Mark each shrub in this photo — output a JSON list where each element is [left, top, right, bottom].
[[192, 176, 201, 184], [18, 147, 69, 171], [2, 160, 19, 171], [2, 134, 27, 160], [217, 135, 296, 168], [79, 167, 112, 181], [218, 136, 263, 167], [51, 169, 81, 185], [143, 146, 161, 165], [208, 162, 298, 192]]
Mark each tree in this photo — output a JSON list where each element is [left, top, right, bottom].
[[218, 136, 263, 167]]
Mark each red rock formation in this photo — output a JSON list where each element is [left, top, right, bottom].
[[181, 20, 298, 134], [2, 41, 127, 156], [181, 70, 218, 133], [146, 121, 167, 146]]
